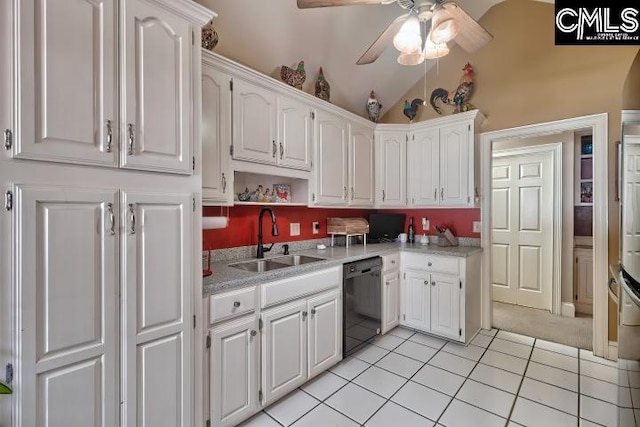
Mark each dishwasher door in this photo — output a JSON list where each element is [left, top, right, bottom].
[[343, 257, 382, 356]]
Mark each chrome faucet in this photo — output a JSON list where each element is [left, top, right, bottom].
[[257, 207, 279, 259]]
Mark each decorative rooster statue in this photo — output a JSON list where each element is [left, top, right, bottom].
[[430, 63, 475, 115], [366, 91, 383, 123], [315, 67, 331, 102], [403, 98, 424, 122], [281, 60, 306, 90]]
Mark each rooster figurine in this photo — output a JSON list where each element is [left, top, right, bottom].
[[315, 67, 330, 102], [281, 60, 306, 90], [430, 63, 475, 115], [366, 91, 383, 123], [403, 98, 424, 122]]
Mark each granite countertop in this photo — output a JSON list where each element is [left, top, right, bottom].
[[203, 243, 482, 296]]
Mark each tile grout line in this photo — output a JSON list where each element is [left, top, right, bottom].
[[503, 335, 536, 424]]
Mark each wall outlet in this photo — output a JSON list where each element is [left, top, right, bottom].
[[421, 218, 429, 232], [290, 223, 301, 236], [312, 221, 319, 234], [473, 221, 482, 233]]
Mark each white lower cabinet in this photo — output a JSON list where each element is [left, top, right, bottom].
[[307, 290, 342, 378], [382, 271, 400, 334]]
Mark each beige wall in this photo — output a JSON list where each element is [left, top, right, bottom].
[[624, 53, 640, 110]]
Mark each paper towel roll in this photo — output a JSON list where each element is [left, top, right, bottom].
[[202, 216, 228, 230]]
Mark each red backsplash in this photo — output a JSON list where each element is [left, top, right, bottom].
[[203, 205, 480, 250]]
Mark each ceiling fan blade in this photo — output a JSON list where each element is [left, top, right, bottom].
[[297, 0, 388, 8], [356, 13, 410, 65], [442, 2, 493, 53]]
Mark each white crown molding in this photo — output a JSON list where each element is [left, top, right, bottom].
[[148, 0, 216, 26]]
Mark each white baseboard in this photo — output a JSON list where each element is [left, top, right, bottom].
[[608, 341, 618, 361], [561, 302, 576, 317]]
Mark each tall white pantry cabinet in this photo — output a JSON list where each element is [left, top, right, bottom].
[[0, 1, 214, 426]]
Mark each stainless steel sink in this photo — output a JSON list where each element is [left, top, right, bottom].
[[229, 259, 289, 272], [271, 255, 326, 266]]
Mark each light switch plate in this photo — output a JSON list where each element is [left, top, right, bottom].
[[422, 218, 429, 232], [312, 221, 319, 234], [290, 223, 301, 236], [473, 221, 481, 233]]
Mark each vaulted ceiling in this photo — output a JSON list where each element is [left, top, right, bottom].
[[194, 0, 552, 119]]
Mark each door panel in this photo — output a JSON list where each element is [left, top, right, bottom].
[[401, 271, 429, 330], [315, 111, 348, 205], [17, 0, 117, 166], [430, 273, 460, 339], [279, 97, 312, 170], [376, 132, 405, 206], [382, 272, 400, 334], [123, 0, 192, 174], [15, 186, 118, 427], [439, 123, 470, 206], [409, 128, 439, 206], [307, 290, 342, 378], [349, 124, 374, 206], [122, 191, 192, 427]]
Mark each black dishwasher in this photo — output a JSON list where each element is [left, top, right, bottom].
[[343, 257, 383, 356]]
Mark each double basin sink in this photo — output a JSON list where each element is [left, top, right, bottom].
[[229, 255, 326, 273]]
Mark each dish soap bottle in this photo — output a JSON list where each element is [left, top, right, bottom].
[[408, 217, 415, 244]]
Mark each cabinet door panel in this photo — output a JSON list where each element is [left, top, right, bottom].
[[279, 96, 312, 170], [15, 186, 118, 427], [376, 132, 406, 206], [314, 111, 348, 205], [122, 191, 192, 427], [409, 128, 440, 206], [262, 300, 307, 405], [210, 316, 260, 427], [430, 273, 461, 340], [382, 272, 400, 334], [307, 290, 342, 378], [16, 0, 117, 166], [402, 271, 430, 331], [232, 79, 277, 164], [439, 123, 470, 206], [122, 0, 192, 174], [202, 63, 232, 204], [349, 124, 375, 206]]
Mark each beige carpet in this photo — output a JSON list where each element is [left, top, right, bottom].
[[492, 301, 593, 350]]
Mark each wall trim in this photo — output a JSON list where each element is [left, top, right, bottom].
[[480, 113, 609, 358], [608, 341, 618, 360], [561, 302, 576, 317]]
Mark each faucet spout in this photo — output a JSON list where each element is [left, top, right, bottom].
[[257, 207, 278, 259]]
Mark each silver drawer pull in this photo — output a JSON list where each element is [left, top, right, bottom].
[[434, 188, 438, 201], [222, 173, 227, 193], [250, 330, 257, 337], [424, 280, 428, 285], [385, 281, 390, 285], [272, 140, 277, 158], [233, 301, 240, 308], [106, 203, 115, 235], [311, 308, 316, 315], [279, 142, 284, 159], [428, 262, 432, 267], [432, 281, 436, 286], [105, 120, 113, 152], [440, 188, 444, 201], [127, 123, 135, 155], [302, 311, 308, 319], [128, 203, 136, 235]]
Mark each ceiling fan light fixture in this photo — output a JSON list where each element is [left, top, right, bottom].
[[397, 51, 425, 66], [423, 36, 449, 59], [430, 8, 460, 44], [392, 15, 422, 53]]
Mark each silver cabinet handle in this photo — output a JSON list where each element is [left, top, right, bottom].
[[128, 203, 136, 235], [385, 281, 390, 285], [127, 123, 134, 155], [311, 308, 316, 315], [272, 140, 277, 158], [434, 188, 438, 201], [233, 301, 240, 308], [279, 142, 284, 159], [382, 189, 386, 202], [351, 187, 354, 200], [431, 281, 436, 286], [106, 203, 115, 235], [105, 120, 113, 153], [424, 280, 428, 285], [391, 260, 396, 264], [343, 186, 347, 199], [302, 311, 308, 319], [250, 330, 257, 337], [440, 188, 444, 201], [428, 262, 432, 267], [221, 173, 227, 193]]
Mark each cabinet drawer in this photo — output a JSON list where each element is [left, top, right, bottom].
[[261, 267, 341, 308], [402, 252, 459, 275], [382, 253, 400, 272], [209, 286, 257, 325]]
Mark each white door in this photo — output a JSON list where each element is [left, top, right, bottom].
[[202, 62, 232, 204], [261, 300, 308, 405], [15, 186, 118, 427], [408, 127, 439, 206], [382, 271, 400, 334], [314, 110, 348, 205], [210, 316, 259, 427], [122, 0, 192, 174], [622, 137, 640, 325], [15, 0, 117, 166], [121, 191, 193, 427], [430, 273, 461, 340], [440, 123, 470, 206], [492, 150, 554, 310], [376, 132, 406, 206], [307, 290, 342, 379], [278, 96, 312, 170], [232, 78, 277, 164], [402, 271, 430, 330], [349, 124, 375, 207]]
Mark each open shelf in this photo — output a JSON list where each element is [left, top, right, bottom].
[[233, 171, 309, 205]]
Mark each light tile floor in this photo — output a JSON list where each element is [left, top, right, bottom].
[[240, 327, 628, 427]]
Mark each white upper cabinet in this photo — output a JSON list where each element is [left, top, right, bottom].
[[15, 0, 118, 166], [12, 0, 201, 174], [439, 122, 470, 206], [313, 109, 349, 205], [278, 96, 313, 171], [408, 127, 439, 206], [231, 78, 278, 164], [375, 130, 406, 207], [202, 58, 232, 205], [349, 123, 375, 206]]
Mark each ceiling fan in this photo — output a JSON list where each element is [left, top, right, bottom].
[[297, 0, 493, 65]]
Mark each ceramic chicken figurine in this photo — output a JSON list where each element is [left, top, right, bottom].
[[430, 62, 475, 115], [281, 60, 306, 89], [366, 91, 383, 123], [314, 67, 330, 102], [403, 98, 423, 122]]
